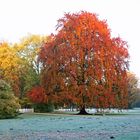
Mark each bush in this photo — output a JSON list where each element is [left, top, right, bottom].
[[19, 97, 33, 108], [0, 80, 20, 119], [34, 103, 54, 113]]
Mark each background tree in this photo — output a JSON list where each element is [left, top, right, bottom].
[[127, 72, 140, 108], [0, 35, 49, 110], [133, 93, 140, 107], [16, 34, 54, 111], [0, 34, 48, 99], [13, 34, 48, 98], [40, 11, 129, 114]]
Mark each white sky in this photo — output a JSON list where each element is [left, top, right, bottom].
[[0, 0, 140, 80]]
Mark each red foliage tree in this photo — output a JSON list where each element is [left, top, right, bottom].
[[39, 11, 129, 114], [28, 86, 47, 103]]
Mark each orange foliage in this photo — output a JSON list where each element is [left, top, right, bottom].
[[28, 86, 47, 103], [40, 11, 129, 109]]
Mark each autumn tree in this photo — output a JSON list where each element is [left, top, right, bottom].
[[27, 86, 55, 112], [28, 86, 47, 103], [0, 42, 23, 96], [40, 12, 129, 114]]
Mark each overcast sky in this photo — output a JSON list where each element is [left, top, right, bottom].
[[0, 0, 140, 80]]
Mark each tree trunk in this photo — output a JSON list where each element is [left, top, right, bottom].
[[78, 106, 91, 115]]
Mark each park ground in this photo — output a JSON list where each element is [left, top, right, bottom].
[[0, 108, 140, 140]]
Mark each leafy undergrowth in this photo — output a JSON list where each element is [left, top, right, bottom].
[[0, 109, 140, 140]]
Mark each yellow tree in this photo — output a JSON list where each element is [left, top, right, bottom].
[[0, 35, 48, 97], [0, 42, 22, 95]]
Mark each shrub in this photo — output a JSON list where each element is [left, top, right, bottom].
[[19, 97, 33, 108], [34, 103, 54, 113]]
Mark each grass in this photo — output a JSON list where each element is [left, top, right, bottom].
[[0, 108, 140, 140]]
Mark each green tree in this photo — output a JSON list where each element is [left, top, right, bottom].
[[13, 34, 48, 98], [0, 80, 20, 119]]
